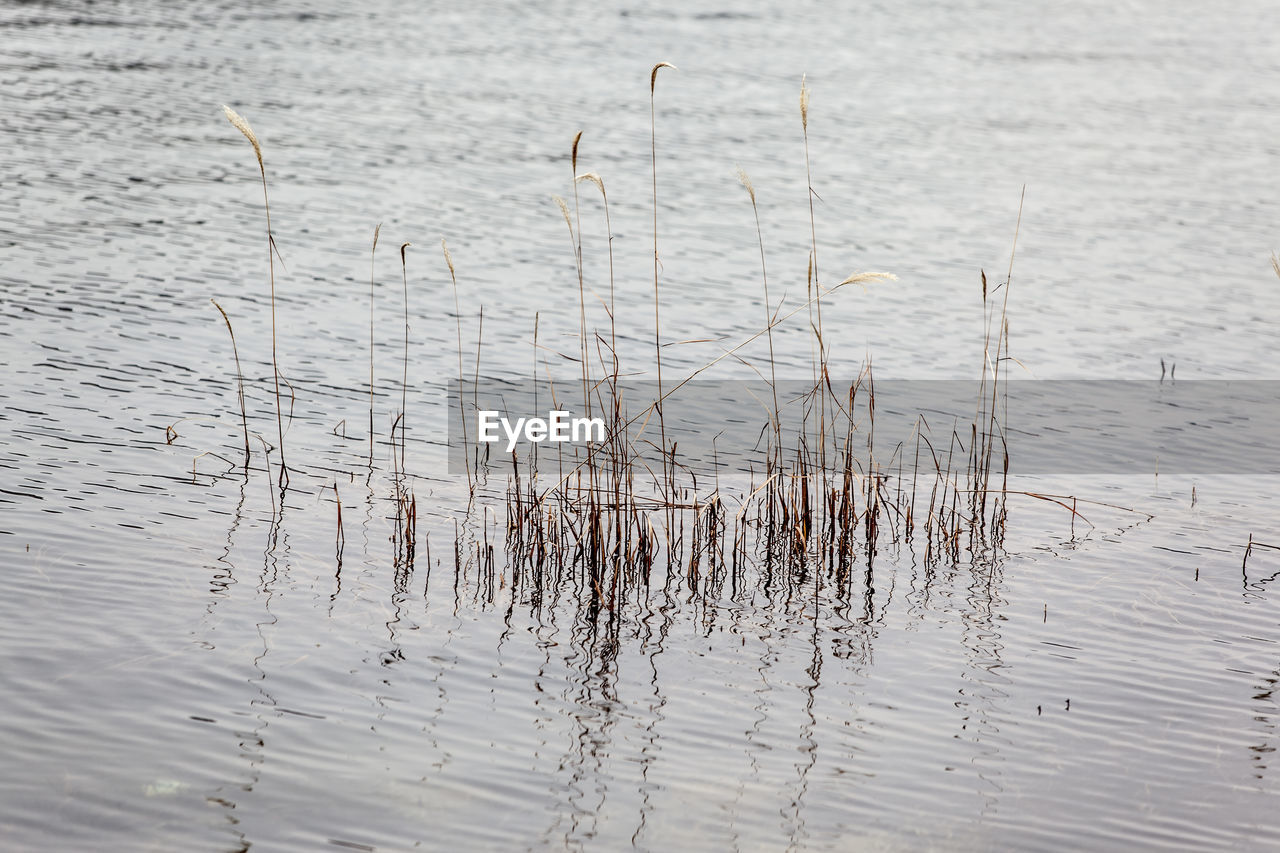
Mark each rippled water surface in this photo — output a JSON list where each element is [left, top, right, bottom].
[[3, 1, 1280, 850]]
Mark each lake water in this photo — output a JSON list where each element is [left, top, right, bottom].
[[3, 0, 1280, 850]]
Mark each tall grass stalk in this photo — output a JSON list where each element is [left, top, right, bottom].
[[442, 238, 472, 493], [399, 241, 412, 470], [570, 133, 590, 424], [222, 105, 287, 485], [564, 135, 600, 518], [369, 223, 381, 464], [531, 312, 540, 475], [736, 168, 780, 441], [576, 172, 616, 378], [473, 305, 485, 477], [798, 76, 828, 469], [992, 188, 1024, 502], [577, 170, 621, 561], [650, 61, 675, 510], [799, 76, 821, 342]]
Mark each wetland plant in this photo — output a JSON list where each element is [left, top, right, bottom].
[[206, 73, 1106, 626], [441, 237, 473, 495], [210, 298, 250, 466], [650, 61, 676, 510], [369, 223, 381, 464], [222, 105, 288, 487], [399, 240, 412, 469]]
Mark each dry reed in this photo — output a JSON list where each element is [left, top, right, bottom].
[[222, 105, 287, 487], [442, 238, 472, 494], [210, 298, 250, 465], [399, 241, 412, 469], [208, 75, 1105, 622], [369, 223, 381, 464]]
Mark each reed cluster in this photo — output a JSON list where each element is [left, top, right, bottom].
[[207, 74, 1083, 616], [466, 70, 1033, 618]]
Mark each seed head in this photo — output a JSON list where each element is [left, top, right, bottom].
[[736, 167, 756, 205], [800, 75, 810, 131], [221, 105, 263, 170], [650, 61, 676, 94]]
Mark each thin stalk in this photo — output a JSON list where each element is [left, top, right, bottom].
[[400, 241, 412, 472], [570, 133, 590, 423], [532, 312, 540, 475], [442, 239, 471, 493], [577, 171, 620, 562], [650, 61, 675, 508], [736, 169, 779, 441], [473, 305, 485, 485], [799, 75, 826, 470], [210, 298, 250, 465], [576, 173, 616, 379], [333, 481, 344, 557], [221, 105, 287, 486], [983, 186, 1025, 497], [570, 134, 597, 516], [369, 223, 381, 465], [800, 76, 822, 349]]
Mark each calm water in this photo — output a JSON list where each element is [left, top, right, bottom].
[[3, 0, 1280, 850]]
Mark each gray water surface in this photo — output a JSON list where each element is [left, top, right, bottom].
[[2, 1, 1280, 850]]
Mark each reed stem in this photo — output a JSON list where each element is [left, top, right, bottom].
[[650, 61, 675, 515], [210, 298, 250, 466], [400, 241, 412, 472], [442, 239, 472, 493]]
